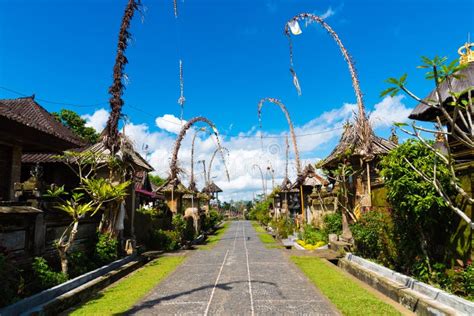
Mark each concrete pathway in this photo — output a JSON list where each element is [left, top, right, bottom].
[[128, 221, 338, 315]]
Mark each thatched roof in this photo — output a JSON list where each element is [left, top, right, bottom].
[[156, 178, 192, 194], [319, 124, 396, 169], [292, 164, 328, 188], [280, 177, 292, 192], [409, 62, 474, 122], [202, 181, 222, 194]]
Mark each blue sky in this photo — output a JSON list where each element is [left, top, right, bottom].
[[1, 0, 473, 200]]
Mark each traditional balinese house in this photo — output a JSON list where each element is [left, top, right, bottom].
[[319, 123, 396, 217], [202, 181, 223, 202], [156, 179, 192, 214], [134, 171, 163, 208], [277, 177, 301, 220], [408, 42, 474, 261], [20, 137, 155, 255], [291, 164, 328, 224], [0, 96, 85, 261]]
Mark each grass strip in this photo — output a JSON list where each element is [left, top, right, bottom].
[[257, 232, 276, 244], [198, 222, 230, 250], [251, 221, 266, 233], [291, 256, 401, 316], [70, 256, 185, 315], [250, 221, 281, 247]]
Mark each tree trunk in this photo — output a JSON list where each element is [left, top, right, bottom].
[[59, 247, 68, 276]]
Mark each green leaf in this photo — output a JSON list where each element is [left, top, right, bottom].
[[393, 122, 408, 127], [380, 87, 397, 97]]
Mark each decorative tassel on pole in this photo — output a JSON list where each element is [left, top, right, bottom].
[[173, 0, 178, 18], [177, 59, 185, 122]]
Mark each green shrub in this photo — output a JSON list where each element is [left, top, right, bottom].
[[148, 229, 181, 251], [94, 233, 118, 266], [351, 210, 398, 269], [270, 217, 295, 239], [172, 214, 195, 243], [68, 250, 95, 278], [32, 257, 67, 290], [0, 253, 23, 307], [136, 201, 171, 219], [248, 200, 271, 225], [300, 224, 326, 245], [202, 210, 222, 232], [380, 139, 455, 271], [322, 213, 342, 236], [462, 263, 474, 300]]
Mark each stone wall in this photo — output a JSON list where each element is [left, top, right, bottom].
[[309, 187, 338, 228], [0, 205, 101, 266]]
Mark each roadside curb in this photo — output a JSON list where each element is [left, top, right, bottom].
[[0, 254, 143, 316]]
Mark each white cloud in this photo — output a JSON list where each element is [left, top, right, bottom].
[[155, 114, 186, 134], [369, 95, 412, 128], [81, 96, 412, 201], [320, 7, 336, 19], [82, 108, 109, 133]]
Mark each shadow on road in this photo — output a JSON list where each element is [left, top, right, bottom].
[[121, 279, 278, 315]]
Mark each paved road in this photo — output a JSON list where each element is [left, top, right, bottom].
[[128, 221, 338, 315]]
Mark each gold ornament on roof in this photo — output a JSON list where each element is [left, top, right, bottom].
[[458, 42, 474, 65]]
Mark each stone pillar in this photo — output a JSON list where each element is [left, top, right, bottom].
[[33, 211, 45, 255], [9, 146, 22, 200]]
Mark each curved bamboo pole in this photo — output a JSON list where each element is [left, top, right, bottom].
[[207, 147, 230, 184], [169, 117, 226, 184], [253, 164, 266, 197], [285, 135, 289, 181], [104, 0, 141, 154], [258, 97, 302, 174], [284, 13, 372, 157], [189, 127, 207, 191]]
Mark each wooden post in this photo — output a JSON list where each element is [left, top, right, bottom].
[[366, 161, 372, 208], [300, 185, 305, 223]]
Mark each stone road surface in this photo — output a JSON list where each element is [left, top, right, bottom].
[[128, 220, 338, 315]]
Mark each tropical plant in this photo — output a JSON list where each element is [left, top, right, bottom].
[[52, 109, 99, 143], [299, 224, 327, 245], [46, 151, 130, 275], [0, 252, 23, 307], [149, 174, 166, 187], [248, 199, 272, 225], [45, 189, 96, 275], [380, 139, 455, 273], [382, 55, 473, 230], [147, 229, 180, 251], [94, 232, 118, 265], [351, 210, 398, 269], [31, 257, 68, 290], [270, 217, 295, 239], [322, 212, 342, 236]]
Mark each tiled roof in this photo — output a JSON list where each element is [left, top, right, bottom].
[[0, 96, 85, 147], [22, 137, 154, 172]]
